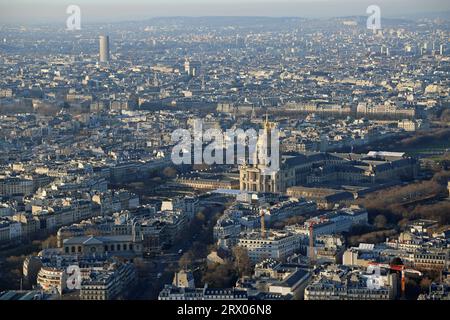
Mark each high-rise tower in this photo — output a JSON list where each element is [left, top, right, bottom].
[[99, 35, 110, 63]]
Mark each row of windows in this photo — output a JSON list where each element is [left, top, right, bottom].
[[415, 256, 446, 260], [65, 243, 134, 253], [82, 295, 107, 300], [241, 239, 293, 245]]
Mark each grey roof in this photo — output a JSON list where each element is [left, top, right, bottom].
[[63, 235, 133, 245]]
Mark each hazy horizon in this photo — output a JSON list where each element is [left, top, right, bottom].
[[0, 0, 449, 25]]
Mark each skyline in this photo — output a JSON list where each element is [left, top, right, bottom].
[[0, 0, 449, 25]]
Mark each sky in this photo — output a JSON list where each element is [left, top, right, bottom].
[[0, 0, 449, 24]]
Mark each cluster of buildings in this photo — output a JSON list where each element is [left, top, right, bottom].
[[0, 16, 449, 301], [9, 195, 199, 299], [304, 264, 398, 300], [22, 247, 137, 299], [165, 187, 450, 300], [213, 194, 317, 249], [418, 279, 450, 300], [159, 265, 308, 300], [235, 206, 367, 264], [240, 149, 419, 193], [0, 177, 141, 245], [341, 220, 450, 272], [304, 222, 450, 300], [56, 195, 198, 256]]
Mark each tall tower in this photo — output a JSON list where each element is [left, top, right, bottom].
[[184, 59, 190, 74], [99, 35, 110, 64], [257, 113, 277, 167]]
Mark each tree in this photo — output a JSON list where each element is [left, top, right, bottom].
[[201, 262, 237, 288], [439, 108, 450, 122], [162, 166, 177, 178], [419, 278, 432, 292], [41, 235, 57, 249], [191, 242, 207, 260], [195, 211, 206, 222], [232, 246, 252, 277], [374, 215, 387, 229], [405, 278, 421, 300], [398, 218, 410, 229], [390, 257, 403, 266], [179, 251, 195, 270]]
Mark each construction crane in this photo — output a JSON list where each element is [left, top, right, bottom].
[[308, 224, 315, 265], [368, 262, 422, 297], [307, 216, 326, 266]]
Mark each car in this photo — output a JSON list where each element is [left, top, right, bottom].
[[157, 273, 162, 279], [178, 249, 183, 254]]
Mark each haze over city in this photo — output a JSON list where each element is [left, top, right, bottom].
[[0, 0, 449, 24]]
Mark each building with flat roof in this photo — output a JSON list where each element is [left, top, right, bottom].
[[158, 285, 248, 300], [0, 290, 50, 300], [80, 263, 136, 300], [286, 186, 354, 209], [304, 264, 398, 300], [238, 231, 299, 264]]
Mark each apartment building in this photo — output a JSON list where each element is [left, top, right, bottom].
[[238, 231, 300, 264], [0, 176, 34, 197], [80, 263, 137, 300]]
